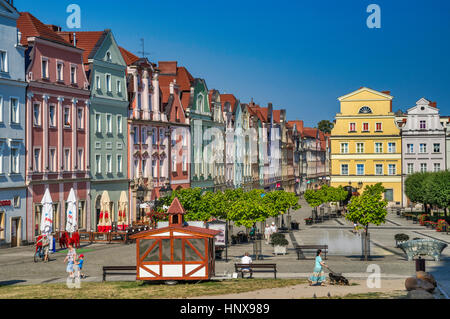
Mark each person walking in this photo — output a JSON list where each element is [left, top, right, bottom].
[[264, 224, 271, 244], [270, 222, 277, 234], [64, 242, 77, 279], [308, 249, 327, 286], [36, 234, 50, 262]]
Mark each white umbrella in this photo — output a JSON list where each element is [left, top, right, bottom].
[[40, 188, 53, 235], [65, 188, 77, 234]]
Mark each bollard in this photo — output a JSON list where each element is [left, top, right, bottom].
[[415, 256, 426, 272]]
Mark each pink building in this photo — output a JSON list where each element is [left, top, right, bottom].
[[18, 13, 91, 241]]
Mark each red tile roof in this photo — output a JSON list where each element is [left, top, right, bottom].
[[273, 110, 281, 123], [288, 120, 304, 133], [167, 198, 186, 215], [119, 46, 140, 66], [158, 62, 194, 108], [58, 31, 105, 64], [17, 12, 72, 46], [220, 94, 238, 112]]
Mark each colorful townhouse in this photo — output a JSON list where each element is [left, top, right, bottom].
[[0, 0, 27, 247], [59, 30, 129, 231], [288, 120, 307, 194], [439, 116, 450, 170], [401, 98, 446, 205], [274, 109, 295, 192], [208, 89, 226, 192], [221, 94, 238, 189], [233, 102, 253, 191], [247, 100, 265, 190], [17, 13, 91, 242], [330, 87, 403, 206]]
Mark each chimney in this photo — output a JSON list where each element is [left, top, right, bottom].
[[46, 24, 62, 32], [382, 90, 391, 95], [429, 101, 437, 108]]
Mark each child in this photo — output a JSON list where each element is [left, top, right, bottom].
[[77, 254, 86, 279]]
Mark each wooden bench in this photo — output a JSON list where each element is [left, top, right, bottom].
[[234, 263, 277, 279], [295, 245, 328, 260], [102, 266, 136, 282]]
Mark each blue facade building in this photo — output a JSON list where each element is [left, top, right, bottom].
[[0, 0, 27, 247]]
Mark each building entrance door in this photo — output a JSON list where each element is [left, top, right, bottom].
[[11, 218, 20, 247]]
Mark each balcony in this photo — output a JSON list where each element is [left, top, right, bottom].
[[129, 109, 152, 121]]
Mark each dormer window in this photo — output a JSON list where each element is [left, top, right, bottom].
[[106, 51, 112, 62], [358, 106, 372, 114]]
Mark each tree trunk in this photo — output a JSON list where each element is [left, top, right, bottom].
[[364, 225, 369, 261]]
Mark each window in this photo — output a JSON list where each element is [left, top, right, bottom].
[[33, 103, 41, 126], [49, 104, 56, 127], [137, 93, 142, 109], [388, 142, 396, 153], [64, 107, 70, 126], [10, 98, 19, 124], [434, 163, 441, 172], [152, 159, 157, 177], [0, 96, 3, 122], [41, 58, 49, 79], [13, 196, 20, 208], [49, 148, 56, 172], [141, 128, 146, 144], [106, 74, 112, 92], [117, 115, 123, 134], [349, 123, 356, 132], [106, 155, 112, 173], [388, 164, 396, 175], [359, 106, 372, 114], [64, 149, 70, 171], [340, 143, 348, 154], [33, 148, 41, 172], [419, 120, 426, 130], [96, 76, 101, 90], [407, 163, 414, 174], [172, 155, 177, 172], [182, 155, 187, 171], [133, 127, 139, 145], [341, 164, 349, 175], [117, 80, 121, 94], [95, 114, 101, 133], [106, 114, 112, 134], [77, 108, 84, 129], [375, 142, 383, 153], [10, 146, 19, 174], [106, 51, 112, 62], [419, 143, 427, 153], [78, 201, 86, 229], [0, 51, 7, 73], [96, 155, 101, 174], [57, 62, 63, 82], [152, 128, 157, 145], [70, 65, 77, 84], [375, 164, 383, 175], [142, 159, 147, 176], [384, 189, 394, 202], [362, 123, 369, 132], [77, 149, 83, 171], [0, 142, 3, 174], [407, 144, 414, 153], [356, 164, 365, 175], [159, 129, 164, 144], [117, 155, 123, 174], [420, 163, 427, 173], [433, 143, 440, 153], [375, 122, 382, 132], [356, 143, 364, 153]]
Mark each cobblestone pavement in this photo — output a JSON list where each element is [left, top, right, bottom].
[[0, 198, 448, 298]]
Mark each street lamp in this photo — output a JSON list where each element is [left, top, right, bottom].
[[136, 185, 146, 221], [358, 181, 363, 190]]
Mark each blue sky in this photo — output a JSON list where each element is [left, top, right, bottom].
[[17, 0, 450, 127]]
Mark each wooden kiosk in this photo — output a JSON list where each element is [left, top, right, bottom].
[[130, 198, 221, 281]]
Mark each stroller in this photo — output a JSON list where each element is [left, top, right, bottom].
[[326, 266, 349, 285]]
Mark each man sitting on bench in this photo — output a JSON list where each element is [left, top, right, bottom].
[[241, 252, 252, 278]]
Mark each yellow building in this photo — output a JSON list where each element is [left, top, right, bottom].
[[330, 87, 403, 206]]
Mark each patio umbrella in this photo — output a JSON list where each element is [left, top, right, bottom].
[[65, 188, 77, 234], [101, 191, 112, 232], [40, 188, 53, 235], [118, 191, 128, 231]]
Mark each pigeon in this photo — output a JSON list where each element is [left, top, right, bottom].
[[313, 293, 317, 299], [328, 292, 331, 298]]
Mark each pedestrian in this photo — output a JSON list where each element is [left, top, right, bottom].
[[36, 234, 50, 262], [270, 222, 277, 234], [264, 224, 271, 244], [64, 242, 77, 279], [77, 254, 86, 279], [240, 252, 253, 278], [308, 249, 327, 286]]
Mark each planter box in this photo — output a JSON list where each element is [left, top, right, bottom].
[[274, 245, 287, 255]]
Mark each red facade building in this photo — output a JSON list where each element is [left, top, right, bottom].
[[18, 13, 91, 241]]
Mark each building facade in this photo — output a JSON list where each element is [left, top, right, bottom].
[[401, 98, 446, 205], [0, 0, 27, 247], [330, 87, 403, 206], [18, 14, 91, 242], [63, 30, 129, 231]]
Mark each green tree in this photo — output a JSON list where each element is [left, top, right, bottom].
[[304, 189, 325, 208], [317, 120, 334, 134], [345, 184, 388, 261], [405, 172, 432, 213], [424, 171, 450, 218]]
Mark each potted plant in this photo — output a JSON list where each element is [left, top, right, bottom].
[[394, 233, 409, 248], [270, 233, 289, 255], [304, 218, 313, 225], [418, 214, 429, 226], [436, 220, 448, 232]]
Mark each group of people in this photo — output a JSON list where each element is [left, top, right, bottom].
[[264, 222, 278, 244], [64, 242, 86, 281]]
